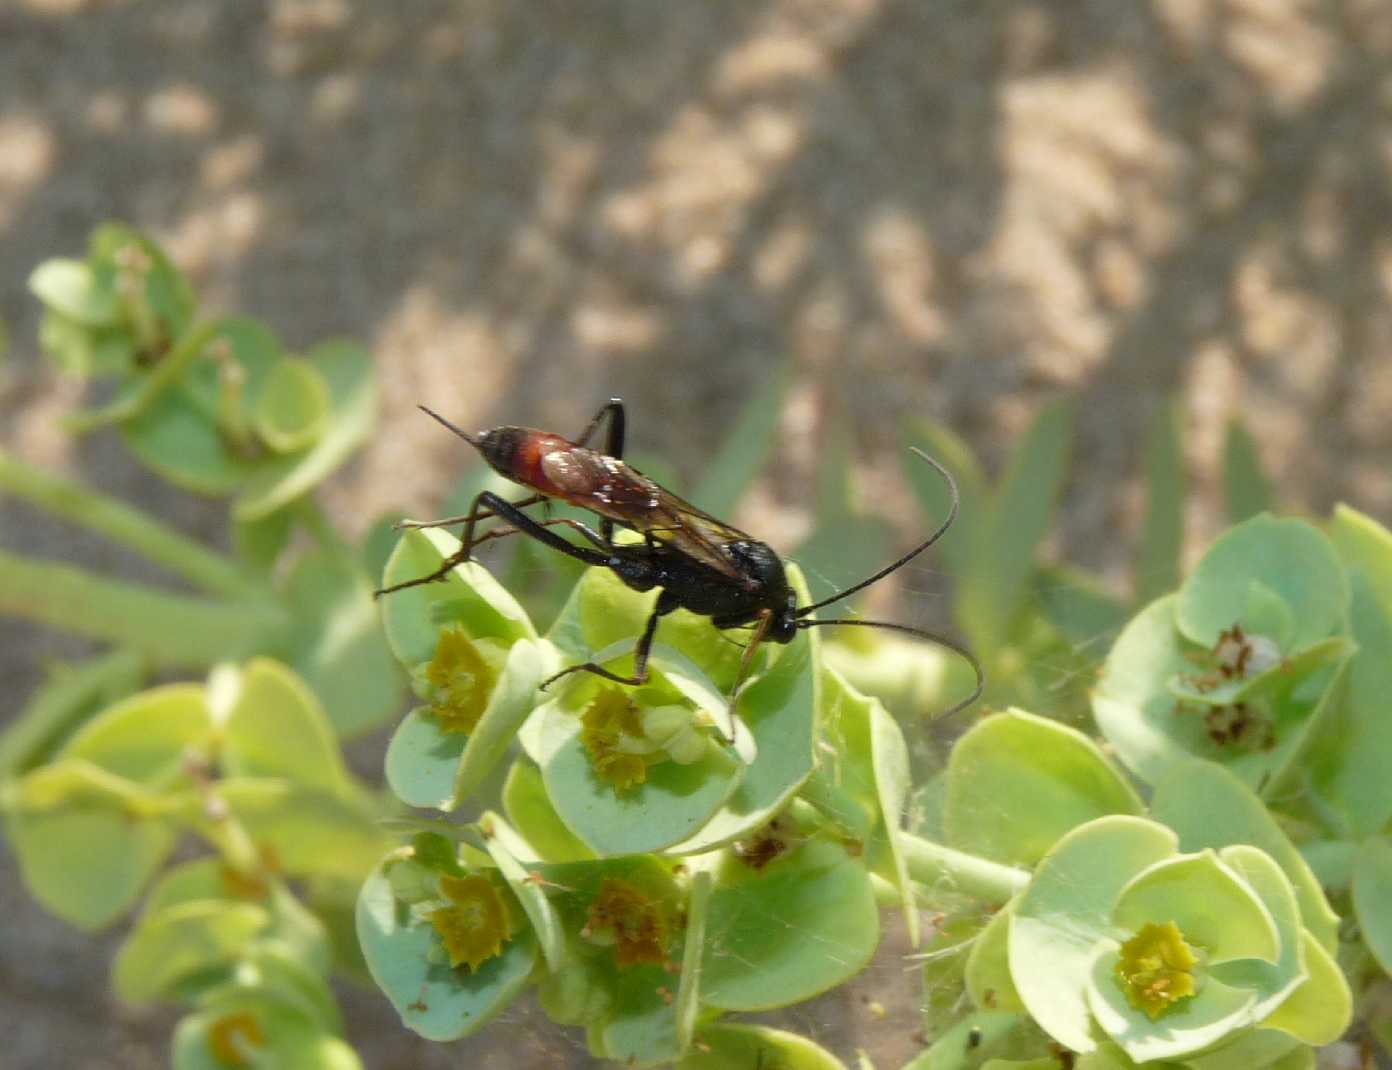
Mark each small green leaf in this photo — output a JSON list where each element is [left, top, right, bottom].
[[121, 380, 250, 494], [1136, 399, 1185, 602], [234, 939, 342, 1032], [1112, 853, 1279, 966], [1259, 932, 1351, 1045], [1095, 593, 1352, 791], [455, 639, 550, 801], [1329, 503, 1392, 615], [385, 709, 466, 809], [596, 958, 682, 1067], [673, 869, 710, 1053], [1352, 837, 1392, 976], [219, 778, 389, 880], [869, 691, 920, 944], [4, 759, 177, 929], [1222, 419, 1273, 523], [501, 760, 595, 862], [355, 856, 536, 1041], [61, 683, 210, 786], [233, 508, 295, 577], [91, 222, 196, 337], [253, 358, 331, 453], [481, 814, 566, 973], [701, 839, 878, 1011], [964, 902, 1025, 1012], [379, 530, 536, 666], [172, 991, 362, 1070], [282, 547, 402, 737], [29, 258, 120, 326], [677, 1023, 850, 1070], [1149, 760, 1339, 954], [221, 660, 351, 795], [114, 899, 270, 1004], [905, 1010, 1039, 1070], [234, 341, 377, 520], [1310, 555, 1392, 836], [1176, 516, 1347, 652], [946, 709, 1143, 867], [1008, 816, 1177, 1053]]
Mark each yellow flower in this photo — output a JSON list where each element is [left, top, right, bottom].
[[1115, 920, 1200, 1019], [429, 873, 515, 972], [207, 1010, 265, 1067], [585, 877, 669, 968], [423, 626, 498, 734], [581, 688, 650, 792]]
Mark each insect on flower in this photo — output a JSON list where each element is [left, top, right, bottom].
[[375, 399, 983, 716]]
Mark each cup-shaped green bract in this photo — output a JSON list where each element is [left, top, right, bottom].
[[379, 528, 551, 810], [356, 844, 539, 1042], [944, 708, 1144, 869], [172, 975, 362, 1070], [1314, 506, 1392, 838], [977, 814, 1349, 1066], [1094, 515, 1354, 791], [533, 564, 819, 856], [378, 537, 825, 860]]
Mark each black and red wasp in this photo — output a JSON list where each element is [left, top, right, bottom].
[[375, 399, 982, 713]]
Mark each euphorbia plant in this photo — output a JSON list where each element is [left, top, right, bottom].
[[8, 225, 1392, 1069], [356, 525, 1039, 1067], [2, 658, 389, 1069]]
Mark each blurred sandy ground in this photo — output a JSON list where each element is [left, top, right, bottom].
[[3, 1, 1392, 1066]]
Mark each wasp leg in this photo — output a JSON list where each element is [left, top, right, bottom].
[[718, 608, 774, 746], [542, 588, 675, 689], [374, 490, 610, 597], [575, 397, 625, 459], [469, 516, 610, 552], [394, 493, 547, 531]]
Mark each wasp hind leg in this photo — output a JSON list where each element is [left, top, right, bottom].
[[542, 589, 675, 690], [375, 490, 609, 597]]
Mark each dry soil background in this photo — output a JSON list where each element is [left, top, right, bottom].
[[3, 2, 1392, 1067]]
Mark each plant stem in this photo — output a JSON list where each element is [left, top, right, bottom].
[[0, 549, 290, 665], [64, 317, 226, 432], [900, 831, 1030, 904], [296, 496, 353, 561], [0, 648, 145, 780], [0, 448, 249, 598]]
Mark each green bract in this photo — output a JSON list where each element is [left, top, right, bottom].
[[1095, 515, 1355, 792], [28, 227, 376, 515], [363, 531, 968, 1066], [0, 658, 380, 1069], [994, 816, 1347, 1065], [12, 228, 1392, 1070]]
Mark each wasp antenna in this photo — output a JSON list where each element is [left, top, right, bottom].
[[418, 404, 480, 447], [797, 616, 983, 717], [795, 447, 958, 617]]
